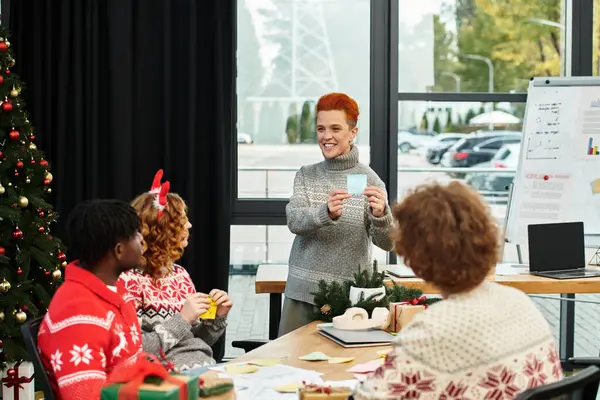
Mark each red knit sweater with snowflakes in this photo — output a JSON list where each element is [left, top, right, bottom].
[[38, 262, 143, 400]]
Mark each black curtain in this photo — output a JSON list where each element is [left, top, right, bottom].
[[9, 0, 234, 360]]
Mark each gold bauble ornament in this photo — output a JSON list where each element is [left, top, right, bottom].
[[29, 143, 37, 150], [9, 58, 15, 67], [45, 172, 53, 182], [52, 269, 62, 280], [0, 311, 4, 322], [15, 311, 26, 324], [9, 88, 18, 98], [61, 261, 67, 268], [0, 185, 5, 195], [18, 196, 28, 208], [46, 188, 51, 194], [25, 178, 30, 184], [2, 279, 10, 292], [5, 41, 10, 48], [320, 304, 332, 315], [7, 182, 12, 187], [0, 282, 5, 293]]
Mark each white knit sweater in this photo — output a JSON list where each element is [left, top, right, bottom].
[[355, 281, 563, 399]]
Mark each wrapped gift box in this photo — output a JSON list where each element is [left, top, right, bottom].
[[298, 385, 353, 399], [388, 302, 426, 333], [101, 374, 198, 400], [2, 360, 35, 400]]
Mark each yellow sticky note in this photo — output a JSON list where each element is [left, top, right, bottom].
[[199, 297, 217, 320], [274, 382, 304, 393], [377, 349, 392, 358], [328, 357, 355, 364], [249, 358, 285, 367], [225, 364, 258, 375]]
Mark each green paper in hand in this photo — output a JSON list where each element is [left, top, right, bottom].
[[298, 351, 331, 361]]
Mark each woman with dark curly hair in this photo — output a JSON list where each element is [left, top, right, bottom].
[[116, 170, 232, 371], [355, 181, 562, 399]]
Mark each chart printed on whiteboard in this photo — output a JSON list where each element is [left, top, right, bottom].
[[578, 101, 600, 159], [526, 102, 562, 160]]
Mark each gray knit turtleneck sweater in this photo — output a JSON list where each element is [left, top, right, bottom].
[[285, 146, 394, 304]]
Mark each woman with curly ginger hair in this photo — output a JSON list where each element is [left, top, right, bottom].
[[355, 182, 562, 400], [117, 171, 232, 371]]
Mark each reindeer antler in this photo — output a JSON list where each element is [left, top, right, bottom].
[[149, 169, 164, 193], [156, 181, 170, 219]]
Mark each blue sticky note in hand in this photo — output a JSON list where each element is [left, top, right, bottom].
[[347, 174, 367, 195]]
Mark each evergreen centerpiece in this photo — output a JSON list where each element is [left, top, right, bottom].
[[348, 259, 388, 307], [0, 30, 64, 366], [386, 281, 442, 306]]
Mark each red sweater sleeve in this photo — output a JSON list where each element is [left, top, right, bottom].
[[38, 302, 113, 400]]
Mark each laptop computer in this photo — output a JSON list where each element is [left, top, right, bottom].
[[316, 323, 394, 348], [528, 221, 600, 279]]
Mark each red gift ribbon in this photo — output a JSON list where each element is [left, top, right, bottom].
[[106, 354, 188, 400]]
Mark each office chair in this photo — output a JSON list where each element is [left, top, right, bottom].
[[516, 365, 600, 399], [20, 315, 54, 400]]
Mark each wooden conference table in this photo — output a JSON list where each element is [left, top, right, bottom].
[[232, 321, 376, 381], [255, 264, 600, 347]]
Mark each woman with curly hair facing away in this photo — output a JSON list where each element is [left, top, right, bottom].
[[355, 182, 562, 400], [280, 92, 394, 335], [117, 170, 232, 371]]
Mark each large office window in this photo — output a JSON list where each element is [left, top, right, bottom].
[[236, 0, 371, 201]]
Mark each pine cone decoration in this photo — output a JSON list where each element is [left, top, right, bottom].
[[320, 304, 332, 315]]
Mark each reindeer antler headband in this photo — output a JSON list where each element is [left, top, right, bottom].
[[149, 169, 170, 219]]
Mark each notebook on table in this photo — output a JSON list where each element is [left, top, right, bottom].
[[316, 323, 395, 348], [384, 264, 416, 278]]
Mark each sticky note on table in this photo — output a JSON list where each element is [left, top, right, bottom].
[[376, 349, 392, 358], [199, 296, 217, 320], [299, 351, 331, 361], [328, 357, 355, 364], [225, 364, 259, 375], [347, 174, 367, 195], [274, 382, 304, 393], [346, 359, 384, 374], [248, 358, 285, 367]]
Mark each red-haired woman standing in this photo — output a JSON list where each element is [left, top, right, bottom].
[[280, 92, 394, 336]]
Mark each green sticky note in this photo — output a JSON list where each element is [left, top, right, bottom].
[[298, 351, 331, 361]]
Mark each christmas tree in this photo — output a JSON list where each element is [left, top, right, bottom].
[[0, 31, 65, 366]]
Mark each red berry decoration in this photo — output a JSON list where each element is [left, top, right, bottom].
[[15, 160, 23, 169], [8, 129, 19, 140], [17, 268, 22, 275], [45, 271, 50, 276], [13, 171, 18, 177], [0, 247, 5, 255], [28, 135, 35, 141], [43, 179, 50, 185], [38, 226, 45, 233], [12, 228, 23, 240], [38, 210, 44, 217], [40, 159, 49, 168], [2, 101, 12, 112], [57, 252, 67, 263], [0, 42, 8, 52]]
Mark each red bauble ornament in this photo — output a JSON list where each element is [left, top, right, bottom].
[[7, 368, 15, 377], [17, 268, 22, 275], [0, 76, 4, 85], [38, 226, 45, 233], [2, 101, 13, 112], [30, 158, 35, 165], [0, 246, 5, 255], [5, 69, 10, 75], [44, 271, 50, 276], [13, 171, 18, 177], [38, 210, 44, 217], [43, 179, 50, 185], [12, 228, 23, 240], [8, 129, 18, 140], [28, 135, 35, 141], [0, 152, 3, 158], [22, 305, 28, 312], [0, 339, 3, 347], [0, 42, 8, 52], [40, 159, 49, 168], [57, 252, 67, 263], [15, 160, 23, 169]]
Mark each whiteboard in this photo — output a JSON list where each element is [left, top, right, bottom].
[[505, 77, 600, 248]]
